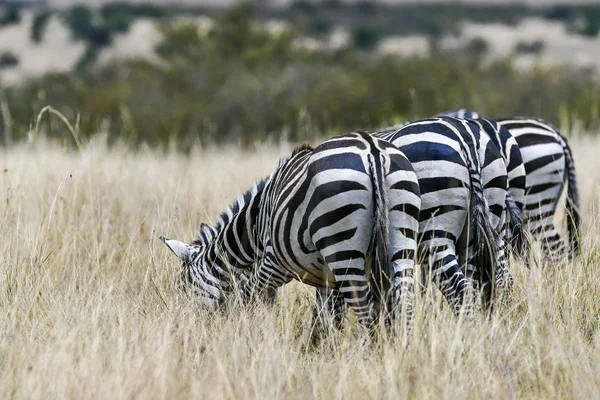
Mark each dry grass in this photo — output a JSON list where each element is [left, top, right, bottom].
[[0, 135, 599, 399]]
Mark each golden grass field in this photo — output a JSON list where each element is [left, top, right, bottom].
[[1, 134, 599, 399]]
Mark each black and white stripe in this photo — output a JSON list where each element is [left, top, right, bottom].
[[497, 117, 581, 261], [373, 117, 502, 311], [161, 132, 421, 334], [442, 111, 581, 262]]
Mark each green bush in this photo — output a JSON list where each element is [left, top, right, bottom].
[[352, 25, 382, 50], [31, 11, 53, 43], [2, 3, 600, 150], [0, 51, 19, 68], [516, 40, 545, 55], [307, 17, 332, 38], [0, 7, 20, 27]]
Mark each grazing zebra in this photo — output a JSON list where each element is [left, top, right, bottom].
[[161, 132, 421, 335], [312, 117, 505, 326], [498, 117, 581, 261], [375, 117, 503, 310], [441, 110, 581, 261], [438, 111, 527, 256]]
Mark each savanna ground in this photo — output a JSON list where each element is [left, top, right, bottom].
[[0, 131, 599, 399]]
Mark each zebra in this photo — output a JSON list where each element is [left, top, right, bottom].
[[376, 117, 504, 308], [438, 111, 527, 257], [441, 110, 581, 262], [310, 117, 505, 329], [497, 117, 580, 262], [161, 132, 421, 335]]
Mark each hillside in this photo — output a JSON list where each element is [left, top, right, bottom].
[[2, 2, 600, 85]]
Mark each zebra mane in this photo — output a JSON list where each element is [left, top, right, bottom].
[[194, 177, 269, 246], [291, 143, 313, 155], [194, 148, 312, 246]]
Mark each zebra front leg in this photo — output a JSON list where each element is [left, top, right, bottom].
[[242, 253, 292, 305]]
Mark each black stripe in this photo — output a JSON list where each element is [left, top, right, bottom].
[[390, 180, 420, 195], [324, 250, 365, 264], [308, 203, 367, 237], [420, 229, 457, 242], [314, 137, 367, 153], [514, 133, 557, 148], [391, 249, 416, 262], [490, 204, 504, 218], [524, 153, 564, 173], [484, 175, 507, 190], [524, 197, 556, 210], [391, 203, 420, 219], [509, 175, 526, 190], [418, 176, 466, 194], [419, 204, 465, 222], [315, 228, 358, 250], [332, 267, 365, 276], [527, 182, 562, 195]]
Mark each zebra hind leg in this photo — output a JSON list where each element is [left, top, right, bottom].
[[310, 287, 345, 345], [431, 243, 476, 317]]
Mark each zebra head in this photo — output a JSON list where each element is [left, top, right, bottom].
[[160, 235, 225, 311]]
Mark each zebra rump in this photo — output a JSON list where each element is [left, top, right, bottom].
[[375, 117, 499, 309], [497, 117, 581, 260], [437, 110, 526, 260]]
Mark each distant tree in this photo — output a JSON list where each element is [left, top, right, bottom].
[[31, 11, 53, 43], [307, 17, 331, 38], [65, 5, 93, 39], [290, 1, 317, 15], [546, 6, 574, 21], [465, 37, 489, 57], [0, 52, 19, 68], [354, 1, 377, 16], [0, 6, 20, 27], [65, 5, 112, 46], [352, 25, 382, 50], [322, 0, 342, 8], [99, 3, 167, 34], [579, 9, 600, 37], [516, 40, 545, 55]]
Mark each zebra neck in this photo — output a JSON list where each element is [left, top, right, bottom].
[[204, 191, 265, 276]]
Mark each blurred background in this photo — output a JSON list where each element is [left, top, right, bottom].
[[1, 0, 599, 149]]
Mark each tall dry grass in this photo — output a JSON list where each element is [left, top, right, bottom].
[[0, 134, 599, 399]]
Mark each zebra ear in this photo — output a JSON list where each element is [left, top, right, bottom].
[[160, 236, 192, 260]]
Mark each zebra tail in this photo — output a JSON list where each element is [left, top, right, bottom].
[[466, 153, 498, 308], [367, 151, 391, 317], [561, 136, 581, 258], [506, 191, 526, 258]]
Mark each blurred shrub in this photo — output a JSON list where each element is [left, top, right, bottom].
[[65, 5, 112, 46], [306, 17, 332, 38], [0, 51, 19, 68], [31, 11, 53, 43], [1, 3, 600, 150], [61, 3, 167, 69], [352, 25, 382, 50], [516, 40, 545, 55], [0, 7, 20, 27], [546, 6, 574, 21], [100, 2, 167, 33], [464, 37, 489, 57], [290, 1, 318, 16]]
